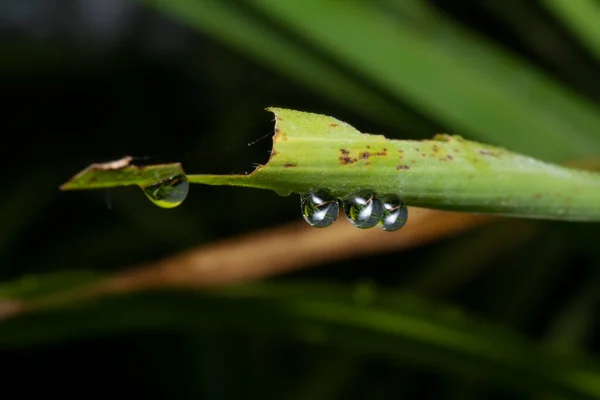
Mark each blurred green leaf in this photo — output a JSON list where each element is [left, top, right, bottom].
[[544, 272, 600, 352], [0, 278, 600, 398], [141, 0, 418, 129], [543, 0, 600, 60], [248, 0, 600, 161], [0, 271, 105, 300], [142, 0, 600, 161]]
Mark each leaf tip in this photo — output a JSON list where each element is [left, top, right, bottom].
[[59, 156, 135, 191]]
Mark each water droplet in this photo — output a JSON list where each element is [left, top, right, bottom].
[[142, 174, 189, 208], [343, 190, 383, 229], [378, 194, 408, 231], [301, 190, 339, 227], [275, 189, 292, 197]]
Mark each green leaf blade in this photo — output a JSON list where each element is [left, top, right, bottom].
[[60, 156, 185, 190], [188, 108, 600, 221]]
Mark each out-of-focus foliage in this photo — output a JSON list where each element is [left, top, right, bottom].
[[1, 1, 600, 399]]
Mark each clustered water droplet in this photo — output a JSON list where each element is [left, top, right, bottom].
[[300, 189, 407, 231], [378, 194, 408, 231], [301, 190, 339, 227], [343, 190, 383, 229], [142, 174, 189, 208]]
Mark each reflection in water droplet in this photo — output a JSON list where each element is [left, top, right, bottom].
[[343, 190, 383, 229], [378, 194, 408, 231], [301, 190, 339, 227], [142, 174, 189, 208]]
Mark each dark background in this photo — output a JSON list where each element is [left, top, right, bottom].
[[1, 1, 600, 399]]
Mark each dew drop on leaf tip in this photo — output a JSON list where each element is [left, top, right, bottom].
[[142, 174, 189, 208]]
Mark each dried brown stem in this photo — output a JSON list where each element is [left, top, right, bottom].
[[0, 208, 495, 320], [108, 207, 495, 291]]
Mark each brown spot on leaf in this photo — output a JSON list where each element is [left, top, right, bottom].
[[329, 123, 339, 128], [421, 153, 426, 157], [533, 193, 541, 199], [339, 149, 357, 165], [360, 150, 387, 159], [446, 155, 453, 160], [432, 145, 439, 153], [396, 165, 410, 171], [365, 162, 371, 166], [284, 163, 298, 168], [274, 127, 288, 142], [89, 156, 133, 171], [340, 156, 356, 165]]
